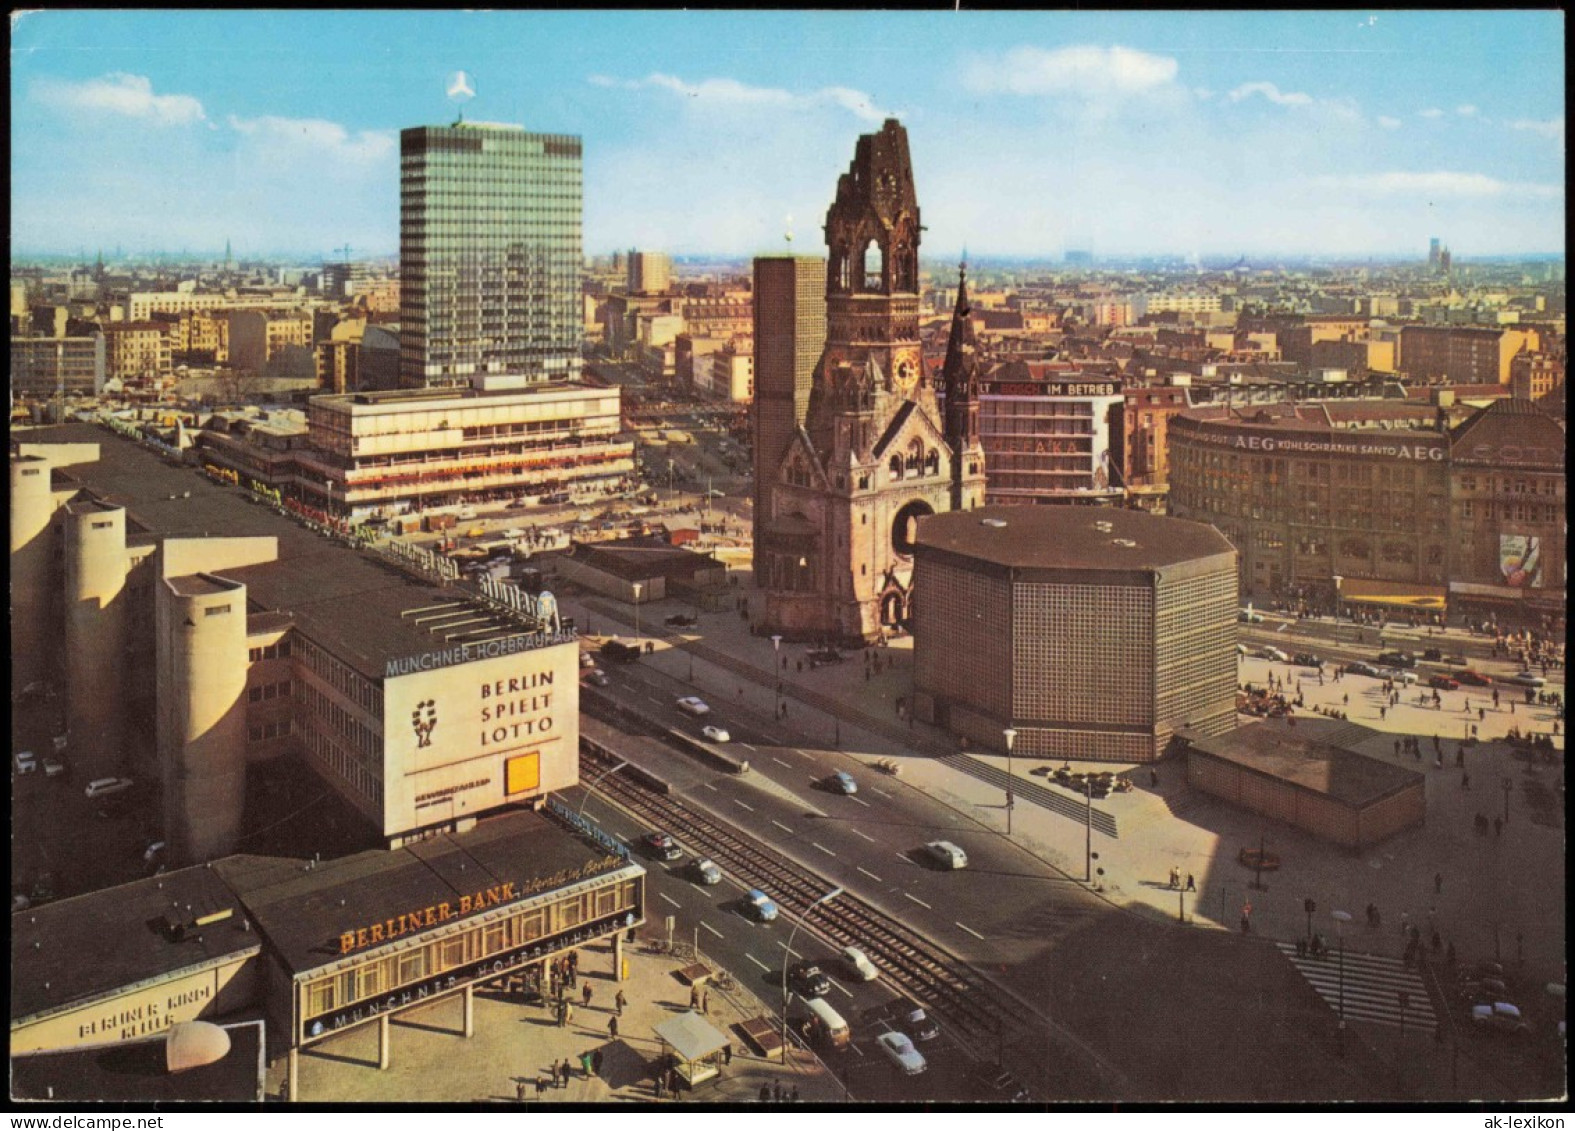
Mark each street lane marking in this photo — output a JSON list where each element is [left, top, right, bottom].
[[702, 782, 719, 792], [745, 953, 770, 972], [700, 921, 724, 940], [956, 921, 984, 940], [872, 788, 892, 799], [851, 829, 877, 844], [733, 799, 756, 812], [740, 742, 756, 751], [849, 1041, 865, 1057], [771, 819, 794, 834], [856, 866, 883, 882], [904, 892, 932, 910], [811, 842, 836, 857], [828, 977, 852, 999], [849, 796, 870, 807], [772, 757, 792, 768], [896, 852, 914, 865], [658, 893, 681, 909], [792, 748, 814, 759], [583, 812, 601, 824]]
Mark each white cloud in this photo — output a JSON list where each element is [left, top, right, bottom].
[[960, 45, 1179, 98], [1377, 116, 1403, 130], [1313, 171, 1561, 200], [1507, 116, 1564, 141], [592, 72, 890, 123], [1418, 107, 1445, 119], [33, 72, 205, 126], [1227, 81, 1314, 107], [1456, 104, 1479, 117], [227, 115, 396, 164]]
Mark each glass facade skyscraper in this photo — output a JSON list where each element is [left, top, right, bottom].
[[399, 121, 583, 388]]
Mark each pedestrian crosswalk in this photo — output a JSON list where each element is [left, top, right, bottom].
[[1275, 942, 1438, 1030]]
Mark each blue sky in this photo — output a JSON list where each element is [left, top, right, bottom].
[[10, 10, 1566, 260]]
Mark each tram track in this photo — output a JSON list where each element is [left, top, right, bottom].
[[574, 743, 1125, 1095]]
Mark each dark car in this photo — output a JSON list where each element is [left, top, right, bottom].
[[903, 1005, 940, 1042], [968, 1063, 1030, 1103], [1378, 650, 1417, 669], [642, 831, 683, 861], [807, 648, 845, 668], [1429, 675, 1461, 691], [664, 614, 698, 628], [788, 961, 831, 999], [1291, 652, 1324, 668], [1456, 670, 1494, 686], [1422, 647, 1444, 662]]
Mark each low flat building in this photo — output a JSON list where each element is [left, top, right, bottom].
[[1178, 717, 1426, 849]]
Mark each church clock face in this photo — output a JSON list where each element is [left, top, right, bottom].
[[892, 348, 920, 395]]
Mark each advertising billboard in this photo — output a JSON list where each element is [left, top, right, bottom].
[[381, 639, 580, 836], [1499, 534, 1543, 589]]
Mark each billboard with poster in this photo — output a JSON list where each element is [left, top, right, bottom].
[[381, 639, 580, 837], [1499, 534, 1542, 589]]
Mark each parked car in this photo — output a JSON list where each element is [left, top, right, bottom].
[[580, 652, 598, 669], [1456, 670, 1494, 687], [41, 754, 67, 778], [1508, 671, 1546, 688], [826, 771, 858, 795], [13, 750, 38, 775], [1457, 977, 1509, 1003], [1422, 648, 1445, 662], [700, 725, 731, 743], [903, 1005, 939, 1042], [1471, 1001, 1531, 1036], [788, 961, 832, 999], [1430, 675, 1461, 691], [840, 946, 879, 982], [1258, 646, 1289, 662], [1379, 668, 1420, 685], [12, 893, 30, 913], [1346, 661, 1382, 678], [876, 1030, 927, 1075], [744, 888, 779, 922], [690, 858, 722, 885], [675, 696, 712, 717], [1377, 650, 1417, 669], [664, 614, 697, 628], [1291, 653, 1324, 668], [923, 841, 968, 870], [85, 776, 134, 799], [642, 831, 683, 861]]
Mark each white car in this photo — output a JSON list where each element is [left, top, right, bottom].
[[675, 696, 712, 717], [1258, 646, 1289, 662], [923, 840, 968, 870], [13, 751, 38, 775], [41, 754, 67, 778], [700, 725, 731, 743], [840, 946, 879, 982], [85, 776, 134, 800], [876, 1030, 927, 1075]]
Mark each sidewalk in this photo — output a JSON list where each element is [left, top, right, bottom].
[[272, 936, 841, 1104]]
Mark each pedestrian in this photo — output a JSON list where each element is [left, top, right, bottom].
[[1434, 871, 1443, 894], [583, 982, 593, 1008], [552, 1059, 562, 1087], [702, 990, 709, 1014], [1379, 706, 1386, 721], [1462, 771, 1471, 790], [608, 1016, 618, 1039], [615, 989, 626, 1016], [1150, 768, 1159, 788], [556, 1002, 565, 1028], [774, 1082, 785, 1103], [690, 986, 700, 1010], [1394, 739, 1401, 758], [792, 1085, 801, 1102], [565, 1002, 574, 1027], [724, 1043, 733, 1065], [1186, 873, 1196, 892], [760, 1083, 772, 1103], [517, 1080, 527, 1103]]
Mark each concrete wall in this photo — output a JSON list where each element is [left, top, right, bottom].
[[159, 575, 250, 866], [10, 456, 58, 690]]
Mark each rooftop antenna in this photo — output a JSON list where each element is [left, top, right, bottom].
[[446, 70, 476, 125]]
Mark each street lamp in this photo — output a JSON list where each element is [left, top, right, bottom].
[[632, 582, 643, 653], [771, 635, 782, 720], [781, 887, 842, 1063], [1002, 728, 1017, 836], [577, 760, 630, 821], [1332, 574, 1343, 643], [1332, 909, 1353, 1055]]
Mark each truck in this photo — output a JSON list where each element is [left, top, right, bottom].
[[600, 639, 642, 664]]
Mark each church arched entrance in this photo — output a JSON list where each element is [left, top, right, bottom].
[[879, 589, 905, 628], [890, 499, 934, 558]]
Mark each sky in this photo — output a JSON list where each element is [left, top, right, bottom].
[[9, 10, 1567, 261]]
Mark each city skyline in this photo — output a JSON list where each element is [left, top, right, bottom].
[[10, 10, 1567, 260]]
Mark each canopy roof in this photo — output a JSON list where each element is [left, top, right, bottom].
[[653, 1010, 729, 1062]]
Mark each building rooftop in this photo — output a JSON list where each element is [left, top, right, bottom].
[[10, 1022, 266, 1103], [913, 504, 1235, 572], [1181, 716, 1425, 807], [10, 865, 261, 1025], [211, 809, 637, 976], [26, 423, 554, 680]]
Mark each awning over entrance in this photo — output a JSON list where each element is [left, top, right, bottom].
[[1337, 578, 1447, 610]]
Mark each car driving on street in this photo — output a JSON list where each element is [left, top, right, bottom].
[[700, 725, 731, 743], [876, 1030, 927, 1075], [744, 889, 779, 922], [788, 961, 832, 998], [675, 696, 711, 716], [642, 831, 683, 861]]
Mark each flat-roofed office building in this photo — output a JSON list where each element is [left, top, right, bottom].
[[399, 122, 583, 388]]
